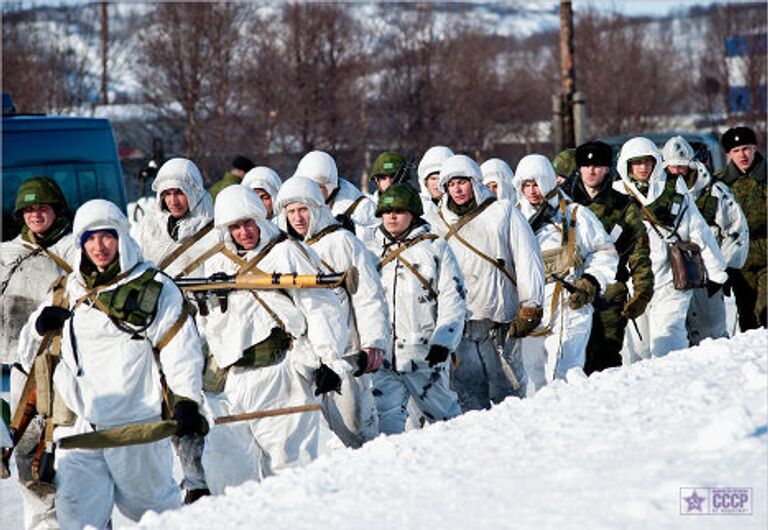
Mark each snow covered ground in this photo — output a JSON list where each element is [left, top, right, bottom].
[[2, 329, 765, 529]]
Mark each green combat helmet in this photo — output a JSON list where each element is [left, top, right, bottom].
[[375, 183, 423, 217], [371, 151, 406, 181], [552, 148, 577, 180], [13, 176, 69, 220]]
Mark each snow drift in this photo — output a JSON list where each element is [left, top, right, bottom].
[[134, 330, 768, 529]]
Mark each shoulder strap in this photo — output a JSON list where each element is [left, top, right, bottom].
[[238, 233, 288, 275], [439, 203, 516, 286], [27, 232, 73, 274], [343, 196, 366, 218], [624, 182, 668, 241], [377, 234, 438, 270], [220, 246, 246, 267], [71, 264, 141, 313], [305, 223, 343, 246], [153, 299, 192, 353], [438, 199, 495, 240], [176, 240, 226, 278], [250, 291, 286, 330], [157, 221, 214, 271], [396, 254, 439, 300]]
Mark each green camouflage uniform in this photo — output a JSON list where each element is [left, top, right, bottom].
[[207, 171, 241, 202], [716, 152, 767, 329], [565, 175, 654, 373]]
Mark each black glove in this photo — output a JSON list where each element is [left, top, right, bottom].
[[314, 363, 342, 396], [425, 345, 450, 367], [35, 306, 71, 336], [706, 279, 722, 298], [173, 400, 209, 438]]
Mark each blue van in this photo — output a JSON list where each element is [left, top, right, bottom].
[[2, 106, 127, 241]]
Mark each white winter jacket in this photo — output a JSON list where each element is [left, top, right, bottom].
[[1, 231, 77, 364], [429, 155, 545, 322], [203, 185, 348, 372], [130, 158, 220, 277], [275, 177, 391, 356], [417, 146, 453, 221], [514, 154, 618, 293], [613, 137, 728, 286], [480, 158, 516, 203], [366, 222, 466, 371], [22, 199, 204, 431], [685, 162, 749, 269]]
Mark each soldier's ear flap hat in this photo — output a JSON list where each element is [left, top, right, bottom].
[[721, 126, 757, 153]]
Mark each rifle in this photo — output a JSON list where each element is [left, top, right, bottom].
[[528, 202, 557, 235], [175, 268, 359, 314], [392, 157, 414, 185], [1, 373, 37, 479], [549, 273, 610, 310]]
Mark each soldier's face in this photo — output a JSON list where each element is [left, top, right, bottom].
[[382, 210, 413, 238], [162, 188, 190, 218], [255, 188, 273, 218], [374, 174, 395, 193], [667, 165, 690, 176], [447, 177, 474, 206], [486, 181, 499, 196], [229, 218, 261, 250], [22, 204, 56, 236], [522, 180, 543, 205], [580, 166, 610, 189], [84, 231, 119, 271], [285, 202, 312, 237], [629, 157, 655, 181], [426, 174, 442, 199], [728, 145, 756, 173]]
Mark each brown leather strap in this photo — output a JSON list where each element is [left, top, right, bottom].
[[343, 196, 366, 218], [28, 232, 73, 274], [377, 234, 438, 270], [623, 183, 668, 240], [239, 233, 288, 275], [157, 221, 214, 271], [304, 224, 342, 246], [250, 291, 286, 330], [397, 254, 438, 299], [220, 246, 246, 267], [177, 240, 226, 278], [154, 300, 192, 353], [438, 199, 495, 241]]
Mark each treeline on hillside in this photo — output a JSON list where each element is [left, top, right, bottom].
[[2, 2, 766, 183]]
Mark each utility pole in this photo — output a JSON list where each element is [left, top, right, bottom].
[[100, 1, 109, 105], [559, 0, 576, 149]]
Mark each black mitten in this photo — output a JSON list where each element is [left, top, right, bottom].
[[425, 345, 450, 367], [314, 363, 342, 396], [173, 400, 208, 438], [35, 306, 71, 336]]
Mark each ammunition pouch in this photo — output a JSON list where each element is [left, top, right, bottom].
[[97, 269, 163, 328], [202, 343, 228, 393], [234, 328, 292, 369]]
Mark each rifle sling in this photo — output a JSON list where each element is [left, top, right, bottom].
[[176, 240, 226, 278], [157, 221, 214, 271], [343, 196, 366, 219], [28, 232, 73, 274]]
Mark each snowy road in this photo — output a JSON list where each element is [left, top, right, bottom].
[[2, 330, 765, 529]]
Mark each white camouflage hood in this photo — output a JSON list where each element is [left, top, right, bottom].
[[294, 150, 339, 194], [615, 136, 667, 205], [152, 157, 213, 224], [480, 158, 516, 202], [214, 185, 282, 248], [72, 199, 142, 275], [275, 176, 338, 239], [513, 154, 559, 210], [242, 166, 282, 200], [438, 154, 494, 205], [417, 145, 454, 197]]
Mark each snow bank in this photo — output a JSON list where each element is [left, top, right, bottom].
[[136, 330, 768, 530]]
